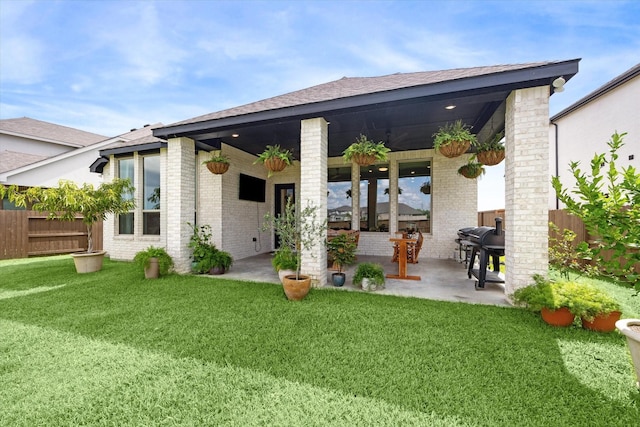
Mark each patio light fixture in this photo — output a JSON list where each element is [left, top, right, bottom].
[[552, 76, 565, 93], [445, 105, 456, 110]]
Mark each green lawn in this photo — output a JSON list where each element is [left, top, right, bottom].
[[1, 256, 639, 426]]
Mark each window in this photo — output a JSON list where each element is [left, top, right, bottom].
[[360, 164, 389, 232], [118, 158, 134, 234], [397, 161, 431, 233], [143, 155, 160, 235], [327, 166, 352, 229]]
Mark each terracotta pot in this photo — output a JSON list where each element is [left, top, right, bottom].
[[144, 257, 159, 279], [264, 157, 287, 173], [582, 311, 622, 332], [282, 274, 311, 301], [438, 140, 471, 158], [541, 307, 575, 327], [352, 153, 377, 166], [71, 251, 106, 274], [615, 319, 640, 387], [477, 150, 505, 166], [206, 162, 229, 174]]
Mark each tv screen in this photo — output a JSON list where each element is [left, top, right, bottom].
[[239, 173, 266, 203]]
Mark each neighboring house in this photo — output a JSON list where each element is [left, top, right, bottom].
[[95, 60, 580, 295], [549, 63, 639, 209], [0, 118, 162, 198]]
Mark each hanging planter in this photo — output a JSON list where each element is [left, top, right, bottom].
[[432, 120, 477, 158], [458, 162, 485, 179], [342, 134, 390, 166], [203, 152, 230, 175], [254, 145, 294, 177], [476, 131, 505, 166], [420, 182, 431, 194]]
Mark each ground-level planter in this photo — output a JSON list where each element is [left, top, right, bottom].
[[71, 251, 106, 274], [282, 274, 311, 301], [144, 257, 159, 279], [331, 272, 346, 287], [541, 307, 575, 327], [581, 311, 622, 332], [278, 269, 296, 284], [209, 266, 226, 275], [616, 319, 640, 387]]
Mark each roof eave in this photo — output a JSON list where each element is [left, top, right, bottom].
[[154, 59, 580, 139]]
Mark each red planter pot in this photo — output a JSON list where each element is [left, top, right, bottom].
[[541, 307, 575, 327], [582, 311, 622, 332]]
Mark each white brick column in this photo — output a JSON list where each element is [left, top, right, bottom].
[[350, 162, 360, 231], [166, 137, 196, 273], [389, 160, 398, 234], [300, 118, 328, 287], [505, 86, 550, 294]]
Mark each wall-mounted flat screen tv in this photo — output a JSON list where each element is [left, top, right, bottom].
[[239, 173, 266, 203]]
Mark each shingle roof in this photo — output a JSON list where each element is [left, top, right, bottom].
[[0, 150, 48, 173], [0, 117, 108, 147], [99, 124, 165, 151], [170, 61, 556, 127]]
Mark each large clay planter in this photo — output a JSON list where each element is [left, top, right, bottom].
[[582, 311, 622, 332], [615, 319, 640, 387], [71, 251, 106, 274], [541, 307, 575, 327], [477, 150, 505, 166], [282, 274, 311, 301], [438, 140, 471, 158], [144, 257, 159, 279]]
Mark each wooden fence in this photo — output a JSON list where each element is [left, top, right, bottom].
[[0, 210, 102, 260], [478, 209, 639, 274]]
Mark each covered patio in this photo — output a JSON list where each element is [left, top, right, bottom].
[[219, 253, 509, 307], [100, 59, 580, 297]]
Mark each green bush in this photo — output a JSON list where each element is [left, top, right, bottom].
[[342, 134, 390, 163], [271, 246, 298, 272], [432, 120, 477, 149]]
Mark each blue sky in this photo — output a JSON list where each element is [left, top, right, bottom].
[[1, 0, 639, 210]]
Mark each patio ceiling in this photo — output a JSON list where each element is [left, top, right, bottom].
[[153, 60, 579, 159]]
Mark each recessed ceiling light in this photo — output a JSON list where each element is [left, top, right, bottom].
[[445, 105, 456, 110], [411, 171, 415, 174], [231, 133, 239, 138], [378, 167, 388, 172]]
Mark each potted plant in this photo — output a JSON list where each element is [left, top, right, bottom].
[[458, 161, 485, 179], [133, 246, 174, 279], [353, 262, 385, 291], [616, 319, 640, 388], [254, 144, 294, 177], [569, 284, 621, 332], [342, 134, 390, 166], [209, 250, 233, 275], [188, 222, 225, 274], [420, 181, 431, 195], [432, 120, 477, 158], [511, 274, 576, 326], [203, 151, 230, 174], [476, 131, 505, 166], [3, 179, 135, 273], [262, 200, 327, 300], [327, 232, 357, 286], [271, 246, 299, 283]]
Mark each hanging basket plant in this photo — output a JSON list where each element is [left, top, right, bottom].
[[203, 152, 230, 175], [458, 162, 485, 179], [433, 120, 477, 158], [254, 145, 294, 177], [420, 182, 431, 194], [476, 131, 505, 166], [342, 134, 390, 166]]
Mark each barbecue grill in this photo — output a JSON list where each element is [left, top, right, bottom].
[[462, 218, 505, 290]]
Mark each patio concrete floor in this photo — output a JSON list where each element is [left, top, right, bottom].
[[220, 253, 511, 307]]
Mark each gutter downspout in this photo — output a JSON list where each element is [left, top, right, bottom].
[[552, 122, 559, 210]]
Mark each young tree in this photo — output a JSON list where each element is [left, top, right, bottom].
[[552, 132, 639, 292]]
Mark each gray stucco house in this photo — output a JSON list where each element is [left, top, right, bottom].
[[94, 59, 580, 295]]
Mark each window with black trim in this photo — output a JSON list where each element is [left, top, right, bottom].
[[118, 158, 134, 235]]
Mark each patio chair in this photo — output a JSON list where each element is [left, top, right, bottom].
[[391, 230, 423, 264]]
